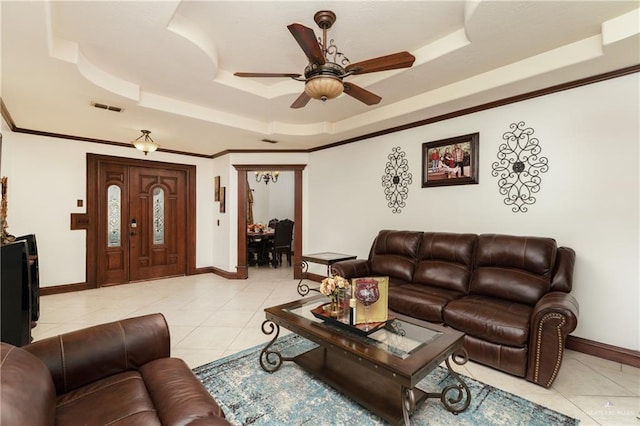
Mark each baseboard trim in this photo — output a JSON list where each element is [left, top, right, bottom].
[[40, 268, 239, 295], [211, 266, 240, 279], [566, 335, 640, 368], [40, 282, 90, 296], [193, 267, 214, 275]]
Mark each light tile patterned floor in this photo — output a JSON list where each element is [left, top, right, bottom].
[[33, 268, 639, 425]]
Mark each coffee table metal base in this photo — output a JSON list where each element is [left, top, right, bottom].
[[259, 319, 470, 425], [296, 260, 316, 296]]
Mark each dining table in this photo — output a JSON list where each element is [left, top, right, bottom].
[[247, 228, 275, 266]]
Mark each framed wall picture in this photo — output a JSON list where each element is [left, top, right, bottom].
[[219, 186, 226, 213], [214, 176, 220, 201], [422, 133, 479, 187]]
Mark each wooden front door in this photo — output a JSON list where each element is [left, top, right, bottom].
[[95, 159, 187, 286], [128, 166, 186, 281]]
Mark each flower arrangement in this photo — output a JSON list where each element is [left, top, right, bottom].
[[320, 275, 350, 302]]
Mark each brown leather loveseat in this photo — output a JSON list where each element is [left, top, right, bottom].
[[1, 313, 231, 425], [332, 230, 579, 388]]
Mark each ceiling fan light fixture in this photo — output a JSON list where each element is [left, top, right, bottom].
[[234, 10, 416, 109], [304, 75, 343, 101], [132, 130, 159, 155]]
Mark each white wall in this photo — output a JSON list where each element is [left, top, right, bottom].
[[304, 73, 639, 351], [268, 172, 295, 223], [211, 155, 231, 271], [0, 124, 216, 285], [249, 171, 294, 225]]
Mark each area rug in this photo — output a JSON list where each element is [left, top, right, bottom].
[[193, 334, 578, 425]]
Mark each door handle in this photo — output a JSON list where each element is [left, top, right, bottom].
[[130, 218, 137, 237]]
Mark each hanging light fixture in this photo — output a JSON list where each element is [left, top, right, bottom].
[[255, 171, 279, 185], [304, 74, 343, 101], [302, 13, 346, 102], [132, 130, 159, 155]]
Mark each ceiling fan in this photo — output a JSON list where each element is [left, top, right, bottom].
[[234, 10, 416, 109]]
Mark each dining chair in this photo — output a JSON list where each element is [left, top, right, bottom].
[[269, 219, 294, 267]]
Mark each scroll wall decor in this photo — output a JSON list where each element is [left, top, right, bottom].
[[491, 121, 549, 213], [382, 146, 412, 213]]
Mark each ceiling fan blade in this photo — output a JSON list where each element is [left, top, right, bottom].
[[290, 92, 311, 109], [287, 23, 325, 65], [345, 51, 415, 75], [343, 82, 382, 105], [234, 72, 301, 78]]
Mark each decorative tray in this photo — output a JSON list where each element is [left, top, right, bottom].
[[310, 303, 394, 336]]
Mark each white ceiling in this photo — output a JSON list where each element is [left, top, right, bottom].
[[1, 1, 638, 157]]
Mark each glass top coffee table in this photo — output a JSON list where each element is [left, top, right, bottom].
[[261, 295, 471, 425]]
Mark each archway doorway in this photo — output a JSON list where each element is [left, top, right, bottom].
[[234, 164, 305, 280]]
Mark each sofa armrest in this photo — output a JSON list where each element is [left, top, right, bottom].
[[24, 313, 170, 395], [1, 343, 57, 426], [331, 259, 371, 279], [526, 292, 579, 387]]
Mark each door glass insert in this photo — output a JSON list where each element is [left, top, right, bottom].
[[153, 187, 165, 244], [107, 185, 121, 247]]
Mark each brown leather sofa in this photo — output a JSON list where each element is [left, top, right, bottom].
[[332, 230, 579, 388], [1, 313, 231, 425]]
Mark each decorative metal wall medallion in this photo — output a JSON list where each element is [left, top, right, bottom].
[[382, 146, 412, 213], [491, 122, 549, 213]]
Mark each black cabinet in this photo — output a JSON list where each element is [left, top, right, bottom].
[[14, 234, 39, 322], [1, 240, 32, 346]]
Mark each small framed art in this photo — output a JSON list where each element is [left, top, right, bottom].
[[219, 186, 226, 213], [214, 176, 220, 201]]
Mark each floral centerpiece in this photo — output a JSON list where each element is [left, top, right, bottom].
[[320, 275, 350, 317]]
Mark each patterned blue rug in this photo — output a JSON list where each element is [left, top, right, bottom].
[[193, 334, 578, 425]]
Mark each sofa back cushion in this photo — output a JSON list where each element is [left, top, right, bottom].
[[1, 343, 56, 426], [370, 230, 423, 283], [470, 234, 557, 305], [413, 232, 477, 293], [26, 313, 170, 394]]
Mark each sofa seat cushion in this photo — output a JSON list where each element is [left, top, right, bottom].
[[56, 371, 161, 425], [389, 284, 465, 323], [55, 357, 226, 426], [463, 334, 528, 377], [443, 295, 532, 347]]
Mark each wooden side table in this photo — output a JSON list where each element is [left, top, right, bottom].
[[297, 252, 357, 296]]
